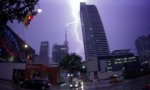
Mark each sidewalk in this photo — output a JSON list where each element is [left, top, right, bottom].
[[0, 78, 13, 84], [84, 79, 110, 86], [83, 79, 132, 89]]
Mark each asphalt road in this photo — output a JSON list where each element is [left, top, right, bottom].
[[85, 75, 150, 90], [0, 75, 150, 90]]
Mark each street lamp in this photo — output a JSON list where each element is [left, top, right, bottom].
[[37, 3, 42, 13], [82, 65, 85, 69], [24, 44, 28, 48], [67, 74, 70, 77], [37, 8, 42, 13]]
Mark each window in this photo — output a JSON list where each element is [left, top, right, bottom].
[[108, 63, 111, 65], [89, 28, 93, 30], [118, 62, 122, 64]]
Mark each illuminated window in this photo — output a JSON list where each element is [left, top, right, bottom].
[[107, 66, 112, 70], [107, 60, 111, 62], [129, 57, 135, 59], [96, 39, 100, 41], [124, 58, 127, 60], [118, 62, 122, 64], [89, 28, 93, 30], [108, 63, 111, 65]]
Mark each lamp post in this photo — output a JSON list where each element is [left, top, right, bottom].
[[37, 3, 42, 13], [24, 44, 28, 48]]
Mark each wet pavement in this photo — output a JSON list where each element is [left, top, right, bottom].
[[0, 75, 150, 90]]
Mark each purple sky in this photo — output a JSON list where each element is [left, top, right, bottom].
[[8, 0, 150, 60]]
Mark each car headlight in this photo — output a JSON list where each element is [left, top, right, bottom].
[[48, 83, 51, 86], [70, 84, 73, 87], [20, 81, 23, 84], [75, 84, 78, 87]]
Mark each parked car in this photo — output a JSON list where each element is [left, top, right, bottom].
[[110, 75, 118, 84], [110, 75, 124, 84], [19, 79, 51, 90]]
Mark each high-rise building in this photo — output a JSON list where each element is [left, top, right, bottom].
[[52, 31, 69, 63], [40, 41, 49, 56], [34, 41, 50, 65], [135, 35, 150, 62], [80, 3, 109, 60]]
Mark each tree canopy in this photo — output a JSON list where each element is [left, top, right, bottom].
[[0, 0, 39, 27], [58, 53, 86, 74]]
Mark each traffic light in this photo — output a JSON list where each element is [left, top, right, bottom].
[[22, 11, 33, 28]]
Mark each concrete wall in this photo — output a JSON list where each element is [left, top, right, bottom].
[[99, 60, 107, 72], [86, 58, 99, 72], [88, 71, 121, 80], [0, 63, 25, 80], [33, 56, 49, 66], [98, 71, 122, 79], [88, 72, 95, 80]]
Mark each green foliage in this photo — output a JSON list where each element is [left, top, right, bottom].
[[58, 53, 84, 73], [0, 0, 39, 26]]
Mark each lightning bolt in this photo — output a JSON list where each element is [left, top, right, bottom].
[[65, 19, 83, 53], [65, 19, 82, 44], [66, 0, 88, 54]]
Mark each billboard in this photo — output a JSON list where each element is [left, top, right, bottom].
[[0, 26, 35, 63]]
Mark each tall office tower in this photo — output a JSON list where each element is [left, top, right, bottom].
[[80, 3, 109, 60], [52, 31, 69, 63], [40, 41, 49, 56], [135, 35, 150, 62]]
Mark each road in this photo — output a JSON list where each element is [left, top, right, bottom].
[[0, 75, 150, 90]]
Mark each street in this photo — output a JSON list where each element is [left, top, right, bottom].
[[0, 75, 150, 90]]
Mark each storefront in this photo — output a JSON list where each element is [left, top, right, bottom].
[[24, 64, 58, 84]]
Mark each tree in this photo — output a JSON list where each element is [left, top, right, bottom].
[[0, 0, 39, 27], [58, 53, 85, 74]]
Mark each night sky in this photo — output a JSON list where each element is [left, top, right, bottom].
[[8, 0, 150, 60]]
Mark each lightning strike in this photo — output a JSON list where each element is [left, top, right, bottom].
[[66, 0, 88, 53]]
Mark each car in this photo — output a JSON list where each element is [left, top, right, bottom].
[[69, 81, 82, 89], [110, 75, 124, 84], [19, 79, 51, 90], [110, 75, 118, 84]]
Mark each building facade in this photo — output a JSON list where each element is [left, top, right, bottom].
[[80, 3, 109, 61], [135, 35, 150, 63], [0, 26, 35, 82], [40, 41, 49, 56], [135, 35, 150, 71], [86, 49, 140, 80], [33, 41, 50, 66], [52, 31, 69, 63], [0, 26, 35, 63], [52, 44, 68, 63]]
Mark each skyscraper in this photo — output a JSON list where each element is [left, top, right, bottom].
[[80, 3, 109, 60], [40, 41, 49, 56], [33, 41, 50, 65], [52, 30, 69, 63], [135, 35, 150, 62]]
